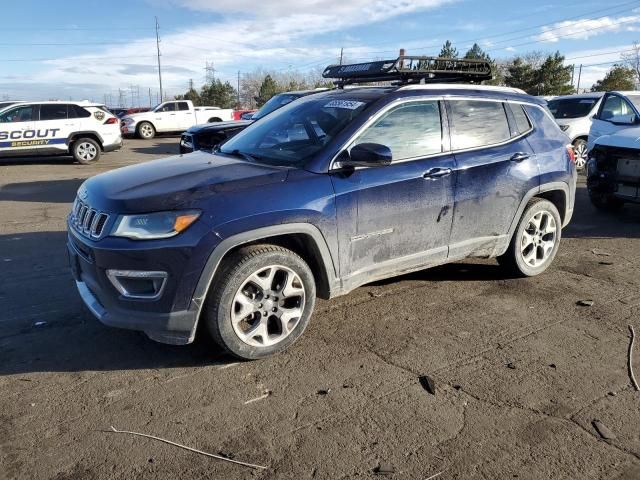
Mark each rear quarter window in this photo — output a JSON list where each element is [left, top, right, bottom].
[[448, 100, 511, 150], [69, 105, 91, 119], [510, 104, 532, 135]]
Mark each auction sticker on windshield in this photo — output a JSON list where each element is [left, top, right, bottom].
[[324, 100, 366, 110]]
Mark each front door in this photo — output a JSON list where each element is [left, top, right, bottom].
[[589, 93, 638, 149], [331, 99, 456, 283]]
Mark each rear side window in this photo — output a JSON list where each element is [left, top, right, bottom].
[[69, 105, 91, 118], [353, 100, 443, 161], [449, 100, 510, 150], [40, 104, 68, 121], [177, 102, 189, 111], [510, 104, 532, 135]]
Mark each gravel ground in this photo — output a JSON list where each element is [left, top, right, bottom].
[[1, 137, 640, 480]]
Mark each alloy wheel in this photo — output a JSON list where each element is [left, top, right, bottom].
[[574, 143, 588, 170], [231, 265, 306, 348], [77, 142, 98, 162], [520, 211, 557, 268], [140, 124, 154, 138]]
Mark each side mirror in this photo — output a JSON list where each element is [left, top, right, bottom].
[[345, 143, 392, 168], [609, 114, 637, 126]]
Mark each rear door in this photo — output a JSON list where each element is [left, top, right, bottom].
[[447, 98, 537, 259], [175, 101, 193, 129], [0, 105, 36, 156], [331, 99, 456, 279], [589, 93, 637, 149], [38, 104, 76, 153]]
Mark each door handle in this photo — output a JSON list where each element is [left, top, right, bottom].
[[510, 152, 530, 162], [423, 167, 452, 179]]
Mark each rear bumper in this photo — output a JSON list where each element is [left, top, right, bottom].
[[104, 138, 123, 153]]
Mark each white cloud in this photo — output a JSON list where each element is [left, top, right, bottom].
[[536, 15, 640, 43], [5, 0, 455, 101]]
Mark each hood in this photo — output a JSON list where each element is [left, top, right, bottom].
[[594, 127, 640, 150], [187, 120, 252, 134], [82, 150, 289, 213], [122, 111, 153, 121]]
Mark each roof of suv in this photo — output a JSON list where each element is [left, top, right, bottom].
[[552, 92, 605, 101]]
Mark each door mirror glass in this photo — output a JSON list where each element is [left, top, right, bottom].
[[609, 114, 636, 126], [345, 143, 392, 167]]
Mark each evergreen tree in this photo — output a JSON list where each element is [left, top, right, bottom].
[[464, 43, 491, 61], [537, 51, 574, 96], [439, 40, 458, 59], [592, 65, 636, 92], [505, 58, 537, 93], [255, 75, 281, 107], [199, 79, 237, 108]]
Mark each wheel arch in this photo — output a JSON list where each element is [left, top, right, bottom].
[[208, 117, 222, 123], [136, 120, 156, 133], [68, 131, 105, 150], [187, 223, 339, 341], [572, 135, 588, 144]]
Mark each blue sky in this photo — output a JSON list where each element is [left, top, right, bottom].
[[1, 0, 639, 103]]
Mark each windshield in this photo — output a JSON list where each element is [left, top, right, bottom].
[[220, 96, 371, 167], [625, 94, 640, 113], [252, 93, 301, 120], [548, 98, 598, 119]]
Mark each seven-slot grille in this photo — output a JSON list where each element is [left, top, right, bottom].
[[71, 198, 110, 239]]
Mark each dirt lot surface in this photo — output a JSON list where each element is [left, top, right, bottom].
[[1, 137, 640, 480]]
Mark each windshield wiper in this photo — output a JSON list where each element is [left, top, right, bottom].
[[225, 149, 261, 163]]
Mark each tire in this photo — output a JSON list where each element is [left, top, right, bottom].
[[137, 122, 155, 140], [572, 138, 588, 171], [203, 245, 316, 360], [207, 117, 222, 123], [72, 138, 101, 164], [589, 191, 624, 212], [498, 198, 562, 277]]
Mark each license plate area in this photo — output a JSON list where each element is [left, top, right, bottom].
[[617, 158, 640, 178]]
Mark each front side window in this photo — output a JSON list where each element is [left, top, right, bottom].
[[449, 100, 510, 150], [599, 95, 633, 120], [40, 104, 68, 121], [352, 101, 443, 161], [220, 96, 372, 167], [156, 102, 176, 112], [0, 105, 35, 123]]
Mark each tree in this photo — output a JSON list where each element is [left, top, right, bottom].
[[199, 79, 237, 108], [537, 51, 574, 96], [439, 40, 458, 59], [505, 57, 537, 93], [175, 79, 201, 105], [621, 41, 640, 85], [255, 75, 281, 107], [464, 43, 491, 61], [592, 65, 636, 92]]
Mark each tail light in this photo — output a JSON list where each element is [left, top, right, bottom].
[[567, 145, 576, 164], [104, 117, 119, 125]]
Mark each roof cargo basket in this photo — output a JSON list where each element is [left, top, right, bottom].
[[322, 56, 492, 87]]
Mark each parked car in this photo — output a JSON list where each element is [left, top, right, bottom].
[[547, 92, 604, 169], [0, 100, 23, 112], [588, 91, 640, 151], [233, 109, 257, 121], [587, 126, 640, 210], [0, 101, 121, 164], [179, 89, 328, 154], [121, 100, 234, 140], [67, 58, 576, 359], [110, 107, 150, 119]]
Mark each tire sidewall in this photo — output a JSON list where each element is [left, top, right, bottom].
[[209, 250, 316, 360], [73, 138, 100, 164], [513, 200, 562, 276], [138, 122, 155, 139]]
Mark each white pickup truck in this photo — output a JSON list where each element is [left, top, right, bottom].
[[120, 100, 234, 139]]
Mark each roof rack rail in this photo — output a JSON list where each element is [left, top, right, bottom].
[[322, 56, 492, 87]]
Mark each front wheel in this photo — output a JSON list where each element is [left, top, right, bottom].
[[137, 122, 155, 140], [72, 138, 101, 164], [204, 245, 316, 360], [498, 198, 562, 277], [573, 139, 588, 171]]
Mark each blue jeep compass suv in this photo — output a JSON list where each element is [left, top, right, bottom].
[[67, 56, 576, 359]]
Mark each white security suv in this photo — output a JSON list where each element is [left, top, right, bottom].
[[547, 92, 604, 169], [0, 101, 122, 164]]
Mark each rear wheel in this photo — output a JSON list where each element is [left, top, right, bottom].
[[498, 198, 562, 277], [137, 122, 155, 140], [208, 117, 222, 123], [204, 245, 316, 359], [72, 138, 101, 164], [573, 138, 588, 171]]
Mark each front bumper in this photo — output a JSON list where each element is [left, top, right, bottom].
[[67, 219, 219, 345]]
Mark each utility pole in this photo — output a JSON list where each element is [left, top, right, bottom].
[[155, 16, 164, 102], [149, 88, 152, 107], [577, 64, 583, 93], [339, 47, 344, 65], [571, 64, 575, 87], [237, 71, 241, 107]]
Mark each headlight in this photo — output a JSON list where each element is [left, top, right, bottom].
[[559, 124, 570, 132], [112, 210, 201, 240]]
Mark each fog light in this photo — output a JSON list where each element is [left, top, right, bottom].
[[106, 270, 168, 300]]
